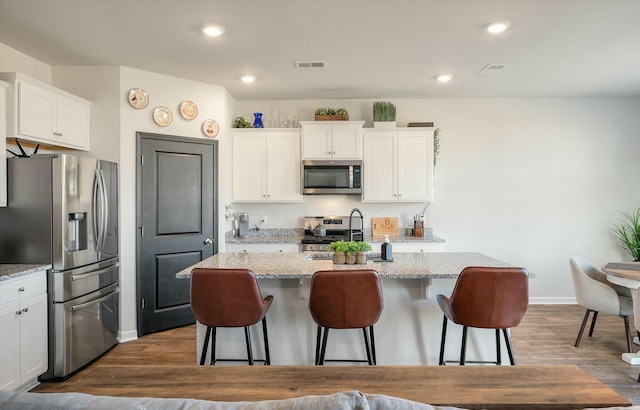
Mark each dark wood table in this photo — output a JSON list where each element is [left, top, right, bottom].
[[39, 365, 630, 409]]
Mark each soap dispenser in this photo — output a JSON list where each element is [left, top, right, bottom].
[[381, 235, 393, 261]]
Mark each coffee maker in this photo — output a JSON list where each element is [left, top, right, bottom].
[[237, 212, 250, 238]]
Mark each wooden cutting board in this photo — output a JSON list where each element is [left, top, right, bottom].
[[372, 217, 399, 237]]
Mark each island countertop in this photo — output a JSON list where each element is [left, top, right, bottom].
[[176, 252, 515, 280]]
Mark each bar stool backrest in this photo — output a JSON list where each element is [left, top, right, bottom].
[[309, 270, 383, 329], [191, 268, 270, 328]]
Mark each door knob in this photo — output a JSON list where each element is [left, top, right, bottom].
[[204, 238, 213, 245]]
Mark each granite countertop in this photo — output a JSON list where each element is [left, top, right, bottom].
[[176, 252, 515, 280], [0, 264, 51, 282], [225, 228, 446, 245]]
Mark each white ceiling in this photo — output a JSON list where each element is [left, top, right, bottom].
[[1, 0, 639, 101]]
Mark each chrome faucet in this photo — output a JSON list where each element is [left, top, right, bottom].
[[348, 208, 363, 241]]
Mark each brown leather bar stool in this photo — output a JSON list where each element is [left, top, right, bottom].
[[190, 268, 273, 365], [437, 266, 529, 366], [309, 269, 384, 365]]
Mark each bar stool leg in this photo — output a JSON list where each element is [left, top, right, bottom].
[[210, 327, 218, 365], [496, 328, 502, 365], [319, 327, 330, 365], [200, 326, 211, 365], [369, 326, 377, 365], [460, 326, 468, 365], [262, 317, 271, 365], [315, 325, 322, 365], [244, 326, 254, 365], [439, 316, 448, 365], [362, 328, 373, 365], [503, 328, 516, 365]]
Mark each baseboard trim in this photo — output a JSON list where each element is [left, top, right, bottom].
[[529, 297, 577, 305], [118, 329, 139, 343]]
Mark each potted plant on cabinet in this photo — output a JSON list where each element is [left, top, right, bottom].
[[315, 107, 349, 121], [373, 101, 396, 128], [613, 206, 640, 261]]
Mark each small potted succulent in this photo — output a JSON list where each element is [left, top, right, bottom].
[[328, 240, 371, 264], [613, 207, 640, 261], [373, 101, 396, 128], [354, 241, 372, 264], [328, 240, 347, 264], [315, 107, 349, 121]]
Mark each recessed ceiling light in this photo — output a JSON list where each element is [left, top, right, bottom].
[[241, 75, 255, 84], [484, 21, 510, 34], [437, 74, 452, 83], [201, 24, 225, 37]]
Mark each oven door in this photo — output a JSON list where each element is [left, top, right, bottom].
[[49, 281, 119, 379]]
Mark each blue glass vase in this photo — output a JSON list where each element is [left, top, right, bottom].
[[253, 112, 264, 128]]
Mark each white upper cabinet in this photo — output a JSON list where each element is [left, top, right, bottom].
[[363, 128, 434, 202], [0, 73, 91, 151], [300, 121, 364, 159], [1, 80, 8, 207], [231, 129, 302, 203]]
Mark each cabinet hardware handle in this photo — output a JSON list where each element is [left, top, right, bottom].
[[22, 308, 28, 313], [18, 287, 25, 292], [16, 310, 22, 315]]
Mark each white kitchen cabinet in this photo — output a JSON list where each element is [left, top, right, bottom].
[[0, 270, 48, 391], [0, 80, 8, 207], [226, 243, 300, 253], [231, 129, 302, 203], [0, 72, 91, 151], [363, 128, 434, 202], [300, 121, 365, 159]]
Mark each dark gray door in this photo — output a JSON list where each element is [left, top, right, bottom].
[[137, 133, 217, 335]]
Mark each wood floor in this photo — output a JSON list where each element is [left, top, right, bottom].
[[32, 304, 640, 405]]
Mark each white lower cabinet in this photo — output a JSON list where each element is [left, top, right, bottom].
[[363, 128, 434, 202], [231, 129, 302, 202], [0, 271, 48, 391], [226, 243, 300, 253]]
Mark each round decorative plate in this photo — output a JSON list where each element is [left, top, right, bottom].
[[153, 106, 173, 127], [202, 119, 219, 138], [179, 101, 198, 120], [127, 88, 149, 109]]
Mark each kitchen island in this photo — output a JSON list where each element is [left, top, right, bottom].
[[176, 252, 527, 366]]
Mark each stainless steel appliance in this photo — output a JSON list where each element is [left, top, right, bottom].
[[300, 216, 363, 252], [238, 212, 250, 238], [0, 154, 119, 380], [302, 160, 362, 195]]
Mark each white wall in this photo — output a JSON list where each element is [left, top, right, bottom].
[[237, 98, 640, 303], [0, 43, 51, 83]]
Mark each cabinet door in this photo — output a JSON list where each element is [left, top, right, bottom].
[[17, 80, 56, 141], [56, 94, 89, 149], [397, 131, 433, 201], [302, 126, 332, 159], [363, 131, 397, 201], [0, 301, 20, 391], [232, 132, 267, 201], [266, 132, 302, 202], [332, 124, 362, 159], [19, 293, 48, 384]]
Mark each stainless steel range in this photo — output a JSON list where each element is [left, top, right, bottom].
[[301, 215, 363, 251]]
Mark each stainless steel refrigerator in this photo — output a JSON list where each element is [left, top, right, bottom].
[[0, 154, 119, 380]]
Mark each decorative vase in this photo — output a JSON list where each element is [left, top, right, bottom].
[[356, 252, 367, 264], [346, 254, 356, 264], [333, 252, 345, 265], [253, 112, 264, 128]]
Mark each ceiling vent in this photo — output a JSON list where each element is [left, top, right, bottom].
[[294, 60, 327, 68], [479, 63, 510, 74]]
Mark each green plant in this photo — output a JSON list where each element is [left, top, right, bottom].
[[613, 207, 640, 261], [433, 128, 441, 167], [233, 116, 253, 128], [315, 107, 348, 116], [354, 241, 372, 252], [328, 240, 370, 254], [373, 101, 396, 122]]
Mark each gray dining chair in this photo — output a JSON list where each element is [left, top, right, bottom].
[[570, 256, 634, 352]]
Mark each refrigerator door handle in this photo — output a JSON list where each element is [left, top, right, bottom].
[[71, 287, 120, 312], [92, 169, 100, 251], [70, 262, 120, 281], [97, 168, 108, 251]]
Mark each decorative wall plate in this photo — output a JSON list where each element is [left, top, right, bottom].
[[127, 88, 149, 109], [179, 101, 198, 120], [202, 119, 219, 138], [153, 106, 173, 127]]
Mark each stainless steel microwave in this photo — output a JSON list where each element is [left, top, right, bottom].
[[302, 160, 362, 195]]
